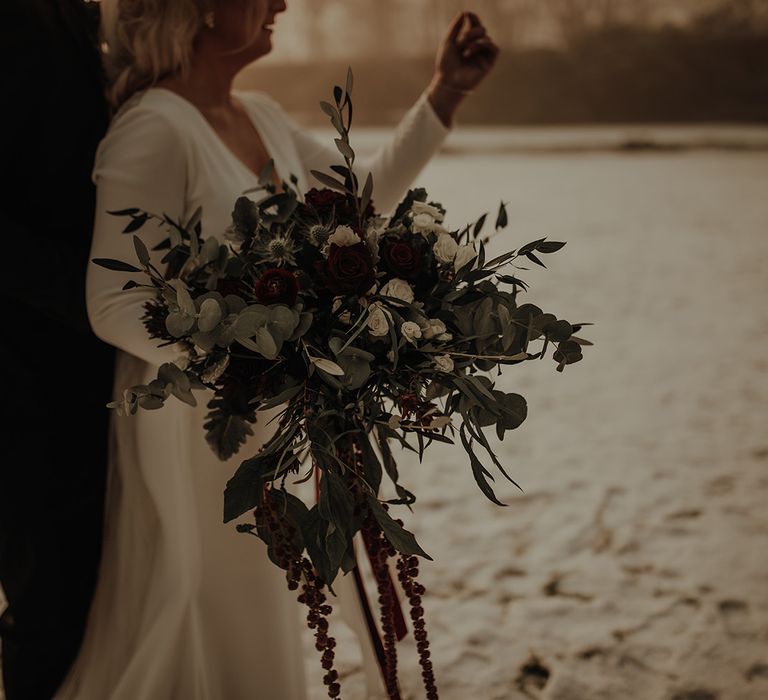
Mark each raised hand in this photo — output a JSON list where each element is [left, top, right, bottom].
[[436, 11, 500, 93], [427, 11, 500, 127]]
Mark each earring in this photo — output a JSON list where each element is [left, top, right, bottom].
[[204, 11, 215, 29]]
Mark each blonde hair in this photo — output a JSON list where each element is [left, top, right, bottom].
[[101, 0, 259, 108]]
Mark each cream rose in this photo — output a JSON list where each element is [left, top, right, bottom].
[[433, 234, 458, 264], [423, 319, 447, 340], [367, 303, 390, 337], [379, 278, 414, 304], [433, 354, 455, 373], [411, 201, 445, 222], [328, 224, 360, 247], [401, 321, 422, 344], [411, 212, 449, 237]]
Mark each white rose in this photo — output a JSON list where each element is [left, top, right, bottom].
[[411, 201, 445, 222], [379, 278, 414, 304], [367, 303, 390, 337], [433, 234, 458, 264], [401, 321, 422, 344], [454, 243, 477, 272], [433, 354, 454, 373], [435, 332, 453, 342], [411, 212, 449, 237], [423, 319, 447, 340], [328, 224, 360, 247]]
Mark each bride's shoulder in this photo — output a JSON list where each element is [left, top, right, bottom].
[[95, 89, 191, 173]]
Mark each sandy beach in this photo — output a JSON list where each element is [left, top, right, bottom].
[[303, 145, 768, 700]]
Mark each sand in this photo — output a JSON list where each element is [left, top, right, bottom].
[[303, 147, 768, 700]]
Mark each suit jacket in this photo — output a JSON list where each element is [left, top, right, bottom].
[[1, 0, 115, 419]]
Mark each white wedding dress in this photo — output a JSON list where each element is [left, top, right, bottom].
[[55, 86, 450, 700]]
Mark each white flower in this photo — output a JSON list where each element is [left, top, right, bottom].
[[454, 243, 477, 272], [379, 278, 414, 304], [433, 354, 454, 373], [411, 212, 449, 237], [423, 319, 447, 340], [435, 331, 453, 342], [401, 321, 422, 344], [328, 224, 360, 247], [411, 201, 445, 222], [433, 234, 459, 264], [367, 303, 390, 337]]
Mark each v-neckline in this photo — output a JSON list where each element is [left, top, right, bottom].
[[148, 87, 283, 189]]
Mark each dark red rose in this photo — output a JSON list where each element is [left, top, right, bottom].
[[254, 268, 299, 306], [305, 187, 346, 213], [380, 237, 423, 280], [325, 242, 375, 295]]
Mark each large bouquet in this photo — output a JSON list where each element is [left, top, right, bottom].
[[95, 70, 591, 699]]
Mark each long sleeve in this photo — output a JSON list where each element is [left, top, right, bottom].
[[86, 103, 189, 367], [268, 89, 452, 214]]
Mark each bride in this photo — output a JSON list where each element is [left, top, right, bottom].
[[56, 1, 498, 698]]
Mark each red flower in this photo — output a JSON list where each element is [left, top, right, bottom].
[[305, 188, 346, 213], [380, 238, 423, 280], [324, 242, 375, 295], [254, 268, 299, 306]]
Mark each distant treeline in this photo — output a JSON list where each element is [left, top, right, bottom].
[[241, 23, 768, 125]]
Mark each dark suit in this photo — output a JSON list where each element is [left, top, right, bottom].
[[0, 1, 115, 697]]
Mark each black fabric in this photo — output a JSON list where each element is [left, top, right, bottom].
[[0, 1, 115, 697]]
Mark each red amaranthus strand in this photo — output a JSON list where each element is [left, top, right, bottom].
[[255, 491, 342, 699], [361, 509, 400, 698], [396, 553, 438, 699]]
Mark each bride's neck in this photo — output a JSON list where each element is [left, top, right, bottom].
[[156, 49, 244, 112]]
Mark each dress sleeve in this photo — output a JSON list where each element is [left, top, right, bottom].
[[265, 89, 452, 214], [86, 103, 189, 367]]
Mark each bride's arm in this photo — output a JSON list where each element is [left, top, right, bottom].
[[86, 105, 189, 367]]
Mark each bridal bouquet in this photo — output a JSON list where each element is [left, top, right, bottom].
[[95, 70, 591, 700]]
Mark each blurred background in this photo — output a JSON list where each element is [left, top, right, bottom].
[[239, 0, 768, 126], [239, 2, 768, 699]]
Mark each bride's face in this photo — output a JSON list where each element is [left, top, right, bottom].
[[212, 0, 287, 61]]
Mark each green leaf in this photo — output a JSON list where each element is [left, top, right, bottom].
[[473, 213, 488, 238], [537, 240, 566, 254], [92, 258, 142, 273], [204, 411, 254, 461], [459, 423, 507, 507], [165, 311, 195, 337], [357, 434, 383, 495], [345, 66, 354, 97], [495, 201, 508, 229], [223, 453, 275, 522], [360, 171, 373, 215], [335, 138, 355, 160], [108, 207, 141, 216], [198, 298, 223, 333], [309, 170, 351, 194], [367, 497, 432, 560], [122, 214, 149, 234], [133, 235, 150, 267]]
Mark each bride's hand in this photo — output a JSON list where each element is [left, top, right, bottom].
[[427, 11, 500, 126]]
